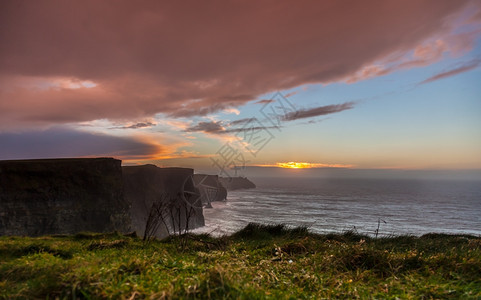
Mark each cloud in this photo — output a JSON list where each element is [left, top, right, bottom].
[[255, 99, 275, 105], [223, 126, 279, 134], [283, 102, 355, 121], [185, 101, 354, 134], [344, 33, 478, 83], [184, 120, 278, 135], [111, 122, 156, 130], [284, 91, 298, 98], [229, 118, 256, 126], [346, 65, 390, 83], [159, 120, 191, 131], [184, 121, 225, 134], [419, 60, 481, 84], [223, 108, 240, 115], [0, 127, 164, 160], [0, 0, 476, 128]]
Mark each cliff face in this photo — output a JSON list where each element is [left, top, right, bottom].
[[0, 158, 129, 236], [123, 165, 205, 238], [219, 177, 256, 191], [192, 174, 227, 206], [0, 159, 206, 238]]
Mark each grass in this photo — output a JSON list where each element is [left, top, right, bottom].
[[0, 223, 480, 299]]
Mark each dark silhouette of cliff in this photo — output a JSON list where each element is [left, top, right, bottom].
[[0, 158, 129, 236], [0, 159, 205, 238], [219, 177, 256, 190], [192, 174, 227, 207], [123, 165, 205, 238]]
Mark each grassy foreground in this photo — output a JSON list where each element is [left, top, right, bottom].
[[1, 224, 480, 299]]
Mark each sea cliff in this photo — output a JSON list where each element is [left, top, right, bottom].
[[192, 174, 227, 207], [123, 165, 204, 238], [219, 176, 256, 190], [0, 158, 129, 236], [0, 159, 204, 237]]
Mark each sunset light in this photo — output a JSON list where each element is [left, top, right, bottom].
[[1, 1, 481, 297], [274, 162, 353, 169], [277, 162, 314, 169]]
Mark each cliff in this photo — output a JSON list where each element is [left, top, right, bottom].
[[192, 174, 227, 207], [219, 177, 256, 190], [123, 165, 205, 238], [0, 158, 129, 236], [0, 159, 206, 238]]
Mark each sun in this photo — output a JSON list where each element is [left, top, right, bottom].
[[255, 162, 353, 169], [276, 162, 313, 169]]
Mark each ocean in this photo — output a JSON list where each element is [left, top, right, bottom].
[[194, 177, 481, 237]]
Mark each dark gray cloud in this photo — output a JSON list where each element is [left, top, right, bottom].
[[111, 122, 156, 130], [0, 128, 161, 160], [184, 120, 278, 134], [282, 102, 355, 121], [184, 121, 224, 133], [184, 101, 354, 135], [229, 118, 256, 126]]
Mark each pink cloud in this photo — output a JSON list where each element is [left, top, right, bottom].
[[344, 29, 479, 84], [0, 0, 477, 128], [346, 65, 390, 83]]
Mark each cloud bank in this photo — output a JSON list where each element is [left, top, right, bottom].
[[0, 0, 476, 129], [0, 128, 164, 160]]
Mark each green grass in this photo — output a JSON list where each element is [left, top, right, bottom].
[[1, 223, 480, 299]]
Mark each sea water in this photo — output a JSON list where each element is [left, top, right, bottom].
[[194, 177, 481, 237]]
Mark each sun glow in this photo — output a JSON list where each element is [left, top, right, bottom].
[[277, 162, 318, 169], [253, 162, 354, 169]]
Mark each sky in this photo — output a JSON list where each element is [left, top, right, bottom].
[[1, 0, 480, 177]]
